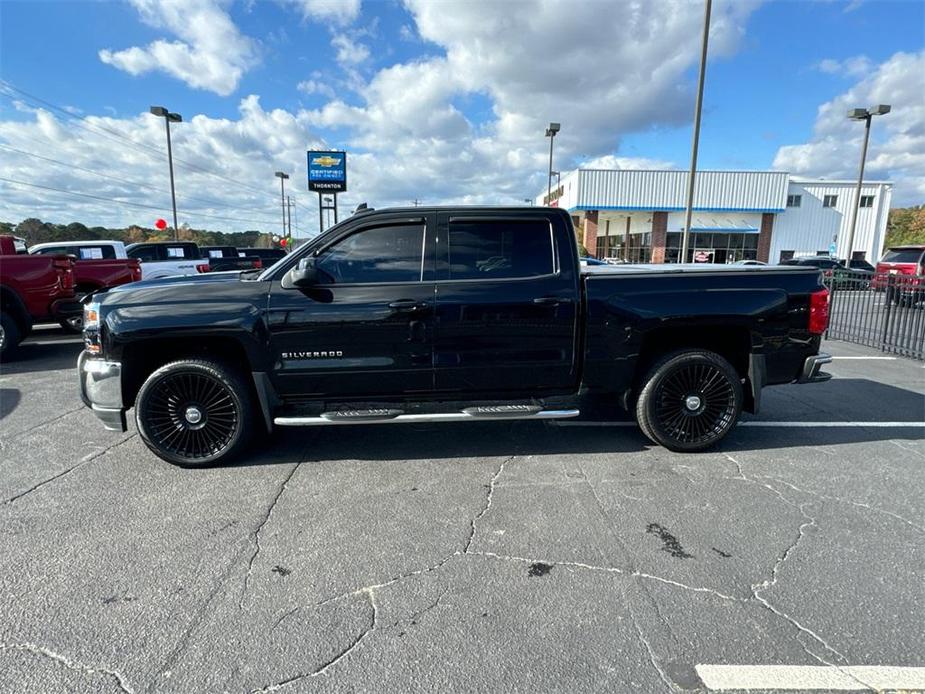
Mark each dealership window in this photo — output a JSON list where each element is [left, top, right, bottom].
[[447, 219, 554, 280], [859, 195, 874, 208], [823, 195, 838, 208], [779, 250, 795, 262], [316, 224, 424, 284], [665, 231, 758, 264], [786, 194, 802, 208]]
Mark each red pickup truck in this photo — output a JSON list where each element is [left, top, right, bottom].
[[28, 241, 142, 331], [0, 235, 81, 358]]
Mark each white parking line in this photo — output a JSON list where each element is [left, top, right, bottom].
[[695, 664, 925, 691], [552, 421, 925, 428]]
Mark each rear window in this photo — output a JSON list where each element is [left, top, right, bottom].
[[447, 218, 554, 280], [881, 249, 924, 264], [78, 246, 115, 259]]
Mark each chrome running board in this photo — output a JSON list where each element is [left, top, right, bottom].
[[274, 408, 580, 427]]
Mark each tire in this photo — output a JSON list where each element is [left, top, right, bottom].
[[635, 349, 743, 452], [134, 359, 255, 467], [0, 311, 22, 361]]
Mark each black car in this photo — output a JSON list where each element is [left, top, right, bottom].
[[781, 256, 873, 289], [237, 247, 287, 263], [79, 206, 831, 466]]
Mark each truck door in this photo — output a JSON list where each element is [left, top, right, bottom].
[[433, 213, 580, 394], [266, 214, 436, 399]]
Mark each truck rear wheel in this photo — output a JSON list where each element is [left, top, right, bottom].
[[135, 359, 254, 467], [635, 349, 742, 452], [0, 312, 22, 361]]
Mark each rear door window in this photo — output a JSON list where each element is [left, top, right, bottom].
[[446, 218, 554, 280], [128, 245, 159, 262]]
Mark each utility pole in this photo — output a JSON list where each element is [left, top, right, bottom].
[[286, 196, 294, 240], [275, 171, 289, 239], [680, 0, 711, 264]]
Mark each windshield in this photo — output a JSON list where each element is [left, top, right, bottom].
[[881, 249, 924, 264]]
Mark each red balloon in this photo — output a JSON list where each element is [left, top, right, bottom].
[[155, 218, 167, 230], [279, 237, 288, 247]]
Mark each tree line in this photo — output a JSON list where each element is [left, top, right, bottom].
[[885, 205, 925, 248], [0, 218, 279, 249]]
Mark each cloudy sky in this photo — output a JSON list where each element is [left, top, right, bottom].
[[0, 0, 923, 235]]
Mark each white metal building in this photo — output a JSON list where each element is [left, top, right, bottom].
[[537, 169, 892, 264]]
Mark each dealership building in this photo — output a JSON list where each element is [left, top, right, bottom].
[[536, 169, 892, 264]]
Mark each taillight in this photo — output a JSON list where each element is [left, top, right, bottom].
[[196, 263, 211, 273], [823, 269, 833, 277], [809, 288, 829, 335]]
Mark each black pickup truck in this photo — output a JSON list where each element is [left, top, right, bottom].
[[78, 206, 831, 466]]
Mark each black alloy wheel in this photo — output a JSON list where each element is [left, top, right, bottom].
[[135, 359, 254, 467], [636, 350, 743, 452]]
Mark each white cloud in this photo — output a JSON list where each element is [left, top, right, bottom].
[[98, 0, 258, 96], [580, 154, 677, 170], [0, 97, 325, 233], [774, 50, 925, 205], [281, 0, 361, 25], [331, 34, 369, 65], [297, 79, 336, 98], [815, 55, 873, 78]]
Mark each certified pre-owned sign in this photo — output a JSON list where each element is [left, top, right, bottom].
[[307, 151, 347, 193]]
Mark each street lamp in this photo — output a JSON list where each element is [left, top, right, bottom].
[[275, 171, 289, 239], [545, 122, 560, 205], [150, 106, 182, 240], [844, 104, 890, 262]]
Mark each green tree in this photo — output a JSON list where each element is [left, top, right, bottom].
[[885, 205, 925, 247]]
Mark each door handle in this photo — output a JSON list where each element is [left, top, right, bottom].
[[389, 299, 427, 311], [533, 296, 563, 305]]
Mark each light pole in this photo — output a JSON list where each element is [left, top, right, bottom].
[[844, 105, 890, 262], [275, 171, 289, 239], [680, 0, 711, 264], [550, 170, 562, 205], [545, 122, 560, 205], [150, 106, 182, 240]]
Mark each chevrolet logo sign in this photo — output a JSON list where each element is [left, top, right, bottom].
[[312, 156, 341, 167]]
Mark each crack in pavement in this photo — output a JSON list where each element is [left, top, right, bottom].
[[239, 462, 301, 610], [0, 642, 134, 694], [4, 434, 137, 505], [253, 589, 378, 692], [763, 474, 925, 534], [259, 457, 512, 689], [0, 405, 85, 446], [463, 456, 511, 554], [725, 455, 877, 692]]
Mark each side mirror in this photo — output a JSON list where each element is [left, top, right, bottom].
[[285, 257, 319, 288]]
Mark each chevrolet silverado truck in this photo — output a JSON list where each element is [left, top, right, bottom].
[[78, 207, 832, 467], [28, 241, 142, 331], [0, 235, 80, 358]]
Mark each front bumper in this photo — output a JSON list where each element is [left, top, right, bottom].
[[77, 350, 127, 431], [796, 353, 832, 384]]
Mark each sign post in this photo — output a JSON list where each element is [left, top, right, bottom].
[[307, 151, 347, 235]]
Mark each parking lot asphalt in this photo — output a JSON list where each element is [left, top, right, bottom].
[[1, 329, 923, 693]]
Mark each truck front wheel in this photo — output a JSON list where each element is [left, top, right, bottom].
[[635, 349, 743, 452], [135, 359, 255, 467]]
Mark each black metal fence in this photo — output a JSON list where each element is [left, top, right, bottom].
[[824, 271, 925, 360]]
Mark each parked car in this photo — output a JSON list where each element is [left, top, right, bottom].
[[28, 241, 142, 332], [238, 247, 287, 264], [0, 235, 80, 358], [733, 260, 766, 266], [871, 246, 925, 303], [79, 206, 832, 467], [126, 242, 210, 280], [780, 256, 872, 290], [200, 246, 263, 272]]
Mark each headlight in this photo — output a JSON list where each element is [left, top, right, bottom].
[[84, 301, 101, 330]]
